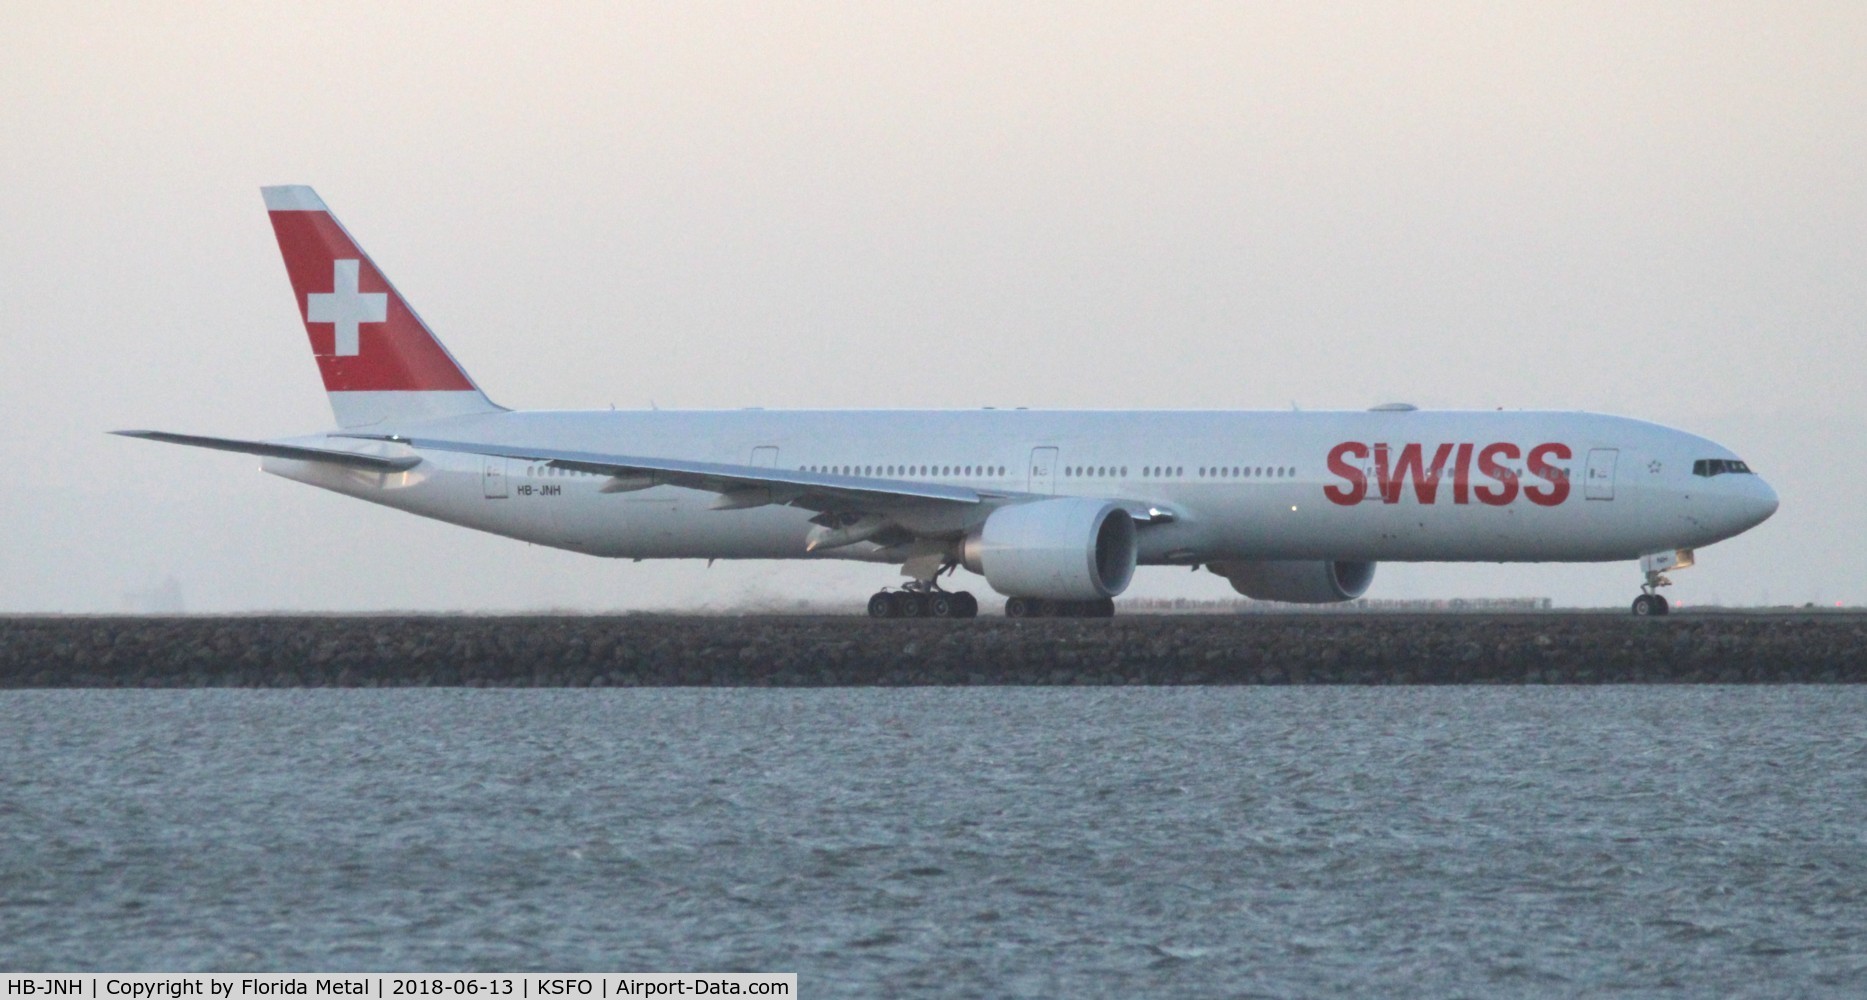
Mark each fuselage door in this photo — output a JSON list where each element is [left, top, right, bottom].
[[1585, 448, 1618, 500], [1028, 447, 1058, 494], [751, 446, 779, 468], [482, 456, 508, 499]]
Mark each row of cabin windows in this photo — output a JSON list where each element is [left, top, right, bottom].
[[1194, 465, 1295, 479], [525, 462, 1308, 482], [802, 464, 1008, 478], [1067, 466, 1297, 479], [794, 464, 1302, 481]]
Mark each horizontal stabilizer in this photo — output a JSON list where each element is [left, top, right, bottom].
[[112, 431, 421, 472]]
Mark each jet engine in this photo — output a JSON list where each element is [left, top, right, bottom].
[[1209, 560, 1376, 604], [961, 498, 1137, 600]]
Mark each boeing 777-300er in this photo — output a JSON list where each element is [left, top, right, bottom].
[[118, 186, 1779, 617]]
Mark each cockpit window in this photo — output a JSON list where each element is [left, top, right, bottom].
[[1693, 458, 1754, 477]]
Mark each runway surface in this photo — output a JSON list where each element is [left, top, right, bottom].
[[3, 612, 1862, 686]]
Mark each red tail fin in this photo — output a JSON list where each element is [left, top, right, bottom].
[[263, 185, 499, 427]]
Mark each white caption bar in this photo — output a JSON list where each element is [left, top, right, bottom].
[[0, 976, 795, 1000]]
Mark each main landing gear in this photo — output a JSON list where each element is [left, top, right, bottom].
[[1005, 596, 1116, 619], [867, 586, 980, 619]]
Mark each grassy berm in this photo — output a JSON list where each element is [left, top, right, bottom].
[[2, 614, 1864, 687]]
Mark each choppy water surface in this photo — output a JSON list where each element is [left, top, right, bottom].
[[2, 687, 1863, 997]]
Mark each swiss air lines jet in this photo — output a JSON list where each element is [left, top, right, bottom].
[[118, 186, 1779, 617]]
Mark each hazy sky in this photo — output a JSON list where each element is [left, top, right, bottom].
[[3, 2, 1861, 612]]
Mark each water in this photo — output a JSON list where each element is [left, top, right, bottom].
[[2, 687, 1863, 997]]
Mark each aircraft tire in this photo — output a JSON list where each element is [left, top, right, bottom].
[[952, 592, 979, 618], [1632, 594, 1657, 616], [1005, 596, 1035, 618], [927, 593, 954, 618], [899, 593, 926, 618], [868, 592, 899, 618]]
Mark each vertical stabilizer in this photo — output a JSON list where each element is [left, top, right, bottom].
[[262, 185, 502, 428]]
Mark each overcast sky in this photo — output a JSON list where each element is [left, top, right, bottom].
[[2, 2, 1860, 612]]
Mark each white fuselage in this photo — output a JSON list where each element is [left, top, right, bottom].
[[262, 408, 1779, 569]]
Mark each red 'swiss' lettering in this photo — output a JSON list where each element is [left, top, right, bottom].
[[1524, 442, 1573, 506], [1324, 442, 1370, 505], [1323, 440, 1570, 507], [1378, 442, 1456, 504], [1473, 442, 1521, 506]]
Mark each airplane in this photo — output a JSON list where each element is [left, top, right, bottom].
[[117, 186, 1779, 618]]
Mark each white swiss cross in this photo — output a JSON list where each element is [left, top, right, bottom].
[[305, 259, 387, 357]]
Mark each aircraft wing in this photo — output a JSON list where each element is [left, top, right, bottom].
[[369, 435, 999, 512], [112, 430, 422, 472]]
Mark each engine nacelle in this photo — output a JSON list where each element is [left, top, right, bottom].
[[1210, 560, 1376, 604], [962, 498, 1137, 600]]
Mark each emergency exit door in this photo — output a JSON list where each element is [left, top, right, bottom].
[[482, 456, 508, 499], [1028, 447, 1058, 494], [1585, 448, 1617, 500]]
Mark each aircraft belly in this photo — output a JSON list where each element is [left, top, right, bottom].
[[551, 490, 814, 559], [271, 457, 820, 559], [1175, 484, 1671, 563]]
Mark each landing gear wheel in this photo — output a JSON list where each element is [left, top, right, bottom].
[[1632, 594, 1660, 616], [1005, 596, 1035, 619], [1653, 595, 1670, 616], [951, 592, 979, 619], [926, 593, 954, 618], [898, 592, 927, 618], [868, 592, 899, 618]]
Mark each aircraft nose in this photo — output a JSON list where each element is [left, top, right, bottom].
[[1753, 477, 1781, 524], [1735, 475, 1780, 531]]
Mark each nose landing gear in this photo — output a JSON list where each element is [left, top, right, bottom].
[[1632, 592, 1671, 616], [1632, 550, 1693, 616]]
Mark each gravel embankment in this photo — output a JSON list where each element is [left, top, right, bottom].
[[2, 614, 1863, 686]]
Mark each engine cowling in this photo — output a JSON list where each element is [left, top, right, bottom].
[[1210, 560, 1376, 604], [962, 498, 1137, 600]]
